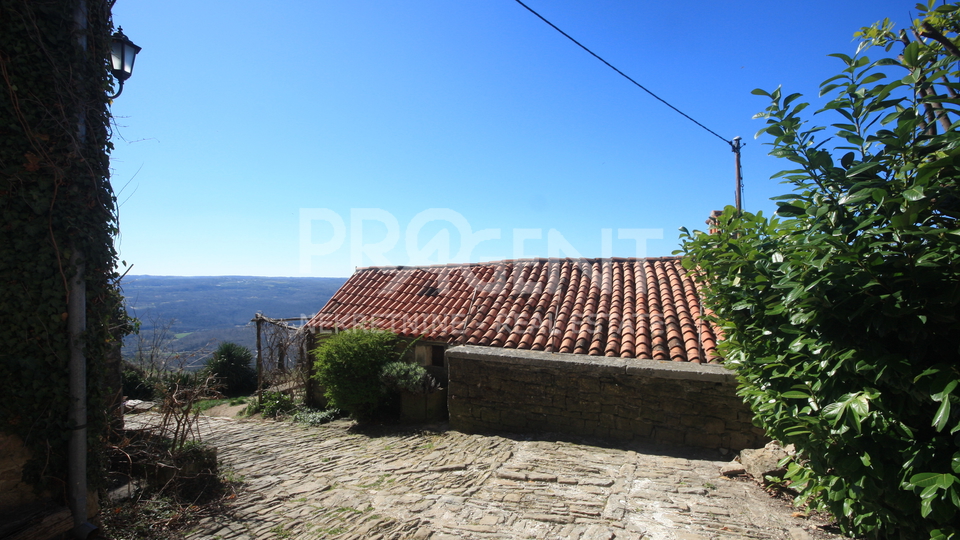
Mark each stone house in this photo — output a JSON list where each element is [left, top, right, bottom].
[[304, 257, 766, 451]]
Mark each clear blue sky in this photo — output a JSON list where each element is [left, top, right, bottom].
[[109, 0, 918, 277]]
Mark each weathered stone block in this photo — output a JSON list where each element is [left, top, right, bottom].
[[725, 430, 767, 451], [563, 418, 585, 432], [581, 412, 600, 422], [740, 444, 790, 480], [599, 403, 620, 415], [660, 398, 692, 415], [652, 427, 686, 446], [614, 416, 646, 436], [479, 407, 501, 423], [578, 377, 601, 394], [500, 413, 528, 429], [703, 416, 727, 435], [638, 409, 667, 424], [685, 432, 721, 448], [599, 381, 625, 396]]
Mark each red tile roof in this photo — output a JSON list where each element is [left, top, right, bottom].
[[305, 257, 722, 363]]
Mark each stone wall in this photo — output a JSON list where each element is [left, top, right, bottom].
[[446, 345, 767, 451]]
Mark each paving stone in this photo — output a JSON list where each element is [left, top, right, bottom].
[[138, 414, 846, 540], [579, 478, 615, 487], [524, 512, 575, 524], [525, 472, 557, 483], [496, 470, 527, 481], [675, 533, 709, 540], [720, 463, 747, 476]]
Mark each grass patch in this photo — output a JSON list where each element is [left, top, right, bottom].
[[194, 396, 248, 413], [269, 525, 293, 538]]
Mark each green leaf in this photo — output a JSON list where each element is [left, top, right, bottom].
[[910, 472, 956, 489], [776, 204, 807, 217], [783, 93, 804, 107], [875, 57, 902, 67], [840, 190, 873, 205], [904, 41, 921, 66], [904, 187, 925, 201], [828, 52, 854, 65], [932, 394, 953, 432], [846, 161, 881, 177]]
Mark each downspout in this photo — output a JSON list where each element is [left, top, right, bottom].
[[67, 253, 96, 538], [67, 0, 97, 537]]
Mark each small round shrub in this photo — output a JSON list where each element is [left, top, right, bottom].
[[258, 391, 295, 419], [312, 328, 398, 420], [205, 342, 257, 397], [292, 408, 343, 426], [380, 361, 439, 394]]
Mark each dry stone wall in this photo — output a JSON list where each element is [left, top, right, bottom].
[[446, 345, 767, 451]]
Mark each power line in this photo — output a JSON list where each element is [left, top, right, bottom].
[[513, 0, 734, 149]]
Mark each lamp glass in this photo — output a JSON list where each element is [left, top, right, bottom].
[[110, 31, 140, 81], [110, 41, 125, 76]]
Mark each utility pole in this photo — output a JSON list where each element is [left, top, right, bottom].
[[732, 136, 743, 214]]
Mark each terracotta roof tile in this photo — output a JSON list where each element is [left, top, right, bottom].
[[305, 257, 722, 363]]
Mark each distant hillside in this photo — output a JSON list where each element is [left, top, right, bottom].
[[120, 275, 347, 361]]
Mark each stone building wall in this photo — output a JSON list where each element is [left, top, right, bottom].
[[446, 345, 767, 451]]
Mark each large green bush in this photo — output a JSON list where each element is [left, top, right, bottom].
[[312, 328, 399, 420], [205, 342, 257, 397], [680, 4, 960, 538]]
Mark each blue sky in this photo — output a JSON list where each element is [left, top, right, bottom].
[[109, 0, 918, 277]]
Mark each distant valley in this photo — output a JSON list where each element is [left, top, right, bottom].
[[121, 275, 347, 364]]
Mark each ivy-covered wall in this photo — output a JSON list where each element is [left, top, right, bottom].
[[0, 0, 126, 501]]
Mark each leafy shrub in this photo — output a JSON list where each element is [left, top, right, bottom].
[[680, 5, 960, 538], [204, 342, 257, 397], [292, 407, 343, 426], [379, 361, 440, 394], [257, 391, 295, 419], [122, 363, 154, 401], [156, 369, 207, 394], [312, 328, 399, 420]]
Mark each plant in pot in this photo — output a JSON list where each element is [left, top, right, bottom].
[[379, 361, 446, 422]]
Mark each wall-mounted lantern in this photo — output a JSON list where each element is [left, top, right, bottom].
[[109, 27, 141, 99]]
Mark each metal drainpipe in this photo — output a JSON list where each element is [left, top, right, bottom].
[[67, 0, 97, 536], [67, 252, 96, 538]]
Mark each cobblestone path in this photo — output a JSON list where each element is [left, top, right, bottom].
[[181, 416, 839, 540]]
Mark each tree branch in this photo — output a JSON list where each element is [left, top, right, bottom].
[[920, 22, 960, 59], [923, 86, 953, 133]]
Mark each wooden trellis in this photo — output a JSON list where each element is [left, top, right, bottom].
[[252, 313, 313, 402]]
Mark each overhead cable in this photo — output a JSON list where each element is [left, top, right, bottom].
[[513, 0, 734, 149]]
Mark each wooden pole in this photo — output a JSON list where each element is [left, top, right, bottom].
[[256, 314, 263, 404]]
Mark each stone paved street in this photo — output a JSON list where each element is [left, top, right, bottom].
[[167, 415, 841, 540]]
